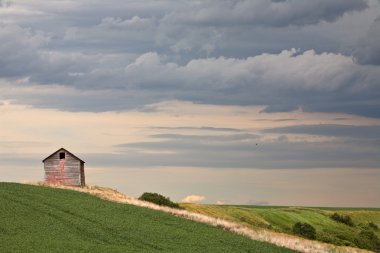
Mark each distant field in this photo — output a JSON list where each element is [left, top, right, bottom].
[[181, 203, 380, 252], [0, 183, 296, 253], [231, 205, 380, 211]]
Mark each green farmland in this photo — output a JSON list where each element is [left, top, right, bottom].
[[0, 183, 296, 253], [181, 203, 380, 252]]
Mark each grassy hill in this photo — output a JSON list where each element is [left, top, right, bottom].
[[181, 203, 380, 252], [0, 183, 296, 253]]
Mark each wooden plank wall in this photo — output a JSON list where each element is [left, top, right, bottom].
[[44, 150, 82, 186], [80, 162, 85, 187]]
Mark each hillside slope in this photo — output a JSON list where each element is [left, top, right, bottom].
[[181, 204, 380, 252], [0, 183, 296, 253]]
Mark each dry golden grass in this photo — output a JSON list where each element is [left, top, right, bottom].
[[26, 182, 373, 253]]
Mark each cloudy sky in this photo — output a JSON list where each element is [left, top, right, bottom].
[[1, 0, 380, 207]]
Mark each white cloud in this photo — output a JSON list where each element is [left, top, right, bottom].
[[122, 49, 362, 93], [119, 49, 379, 116], [181, 195, 206, 203]]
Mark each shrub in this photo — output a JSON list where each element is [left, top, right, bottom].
[[319, 233, 355, 247], [369, 222, 379, 230], [292, 222, 316, 240], [138, 192, 182, 209], [330, 213, 354, 227], [357, 230, 380, 252]]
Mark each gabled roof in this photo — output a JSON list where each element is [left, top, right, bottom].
[[42, 148, 85, 163]]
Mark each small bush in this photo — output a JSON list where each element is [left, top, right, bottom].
[[330, 213, 354, 227], [369, 222, 379, 230], [319, 233, 355, 247], [292, 222, 316, 240], [357, 230, 380, 252], [138, 192, 182, 209]]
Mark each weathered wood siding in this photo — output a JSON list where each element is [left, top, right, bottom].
[[44, 149, 84, 186], [80, 162, 85, 187]]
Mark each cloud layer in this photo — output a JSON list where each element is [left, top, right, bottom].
[[0, 0, 379, 117], [354, 17, 380, 65], [2, 48, 380, 117]]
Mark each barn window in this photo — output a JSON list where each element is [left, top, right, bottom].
[[59, 152, 65, 159]]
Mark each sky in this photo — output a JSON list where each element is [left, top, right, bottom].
[[1, 0, 380, 207]]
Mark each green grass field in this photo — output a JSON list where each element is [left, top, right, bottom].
[[0, 183, 296, 253], [181, 203, 380, 252]]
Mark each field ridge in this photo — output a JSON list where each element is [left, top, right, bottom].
[[26, 182, 373, 253], [1, 182, 295, 253]]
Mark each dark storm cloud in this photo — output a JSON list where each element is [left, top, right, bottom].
[[155, 0, 371, 56], [161, 0, 368, 27], [354, 17, 380, 65], [112, 50, 380, 117], [263, 125, 380, 139], [0, 24, 43, 77], [0, 0, 379, 118], [2, 48, 380, 117], [112, 131, 380, 169]]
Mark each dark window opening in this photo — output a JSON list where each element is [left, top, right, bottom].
[[59, 152, 65, 159]]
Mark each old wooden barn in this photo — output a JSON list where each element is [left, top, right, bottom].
[[43, 148, 85, 186]]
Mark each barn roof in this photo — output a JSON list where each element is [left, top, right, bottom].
[[42, 148, 85, 163]]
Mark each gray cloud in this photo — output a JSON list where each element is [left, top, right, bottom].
[[108, 50, 380, 117], [149, 133, 260, 142], [111, 131, 380, 169], [151, 126, 244, 132], [263, 124, 380, 139], [156, 0, 369, 56], [0, 1, 11, 8], [254, 118, 296, 122], [161, 0, 368, 28], [354, 17, 380, 65], [5, 0, 373, 58], [0, 0, 379, 118], [2, 49, 380, 118], [0, 153, 40, 167], [0, 23, 45, 77]]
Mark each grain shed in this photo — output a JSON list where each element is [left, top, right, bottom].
[[43, 148, 85, 186]]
